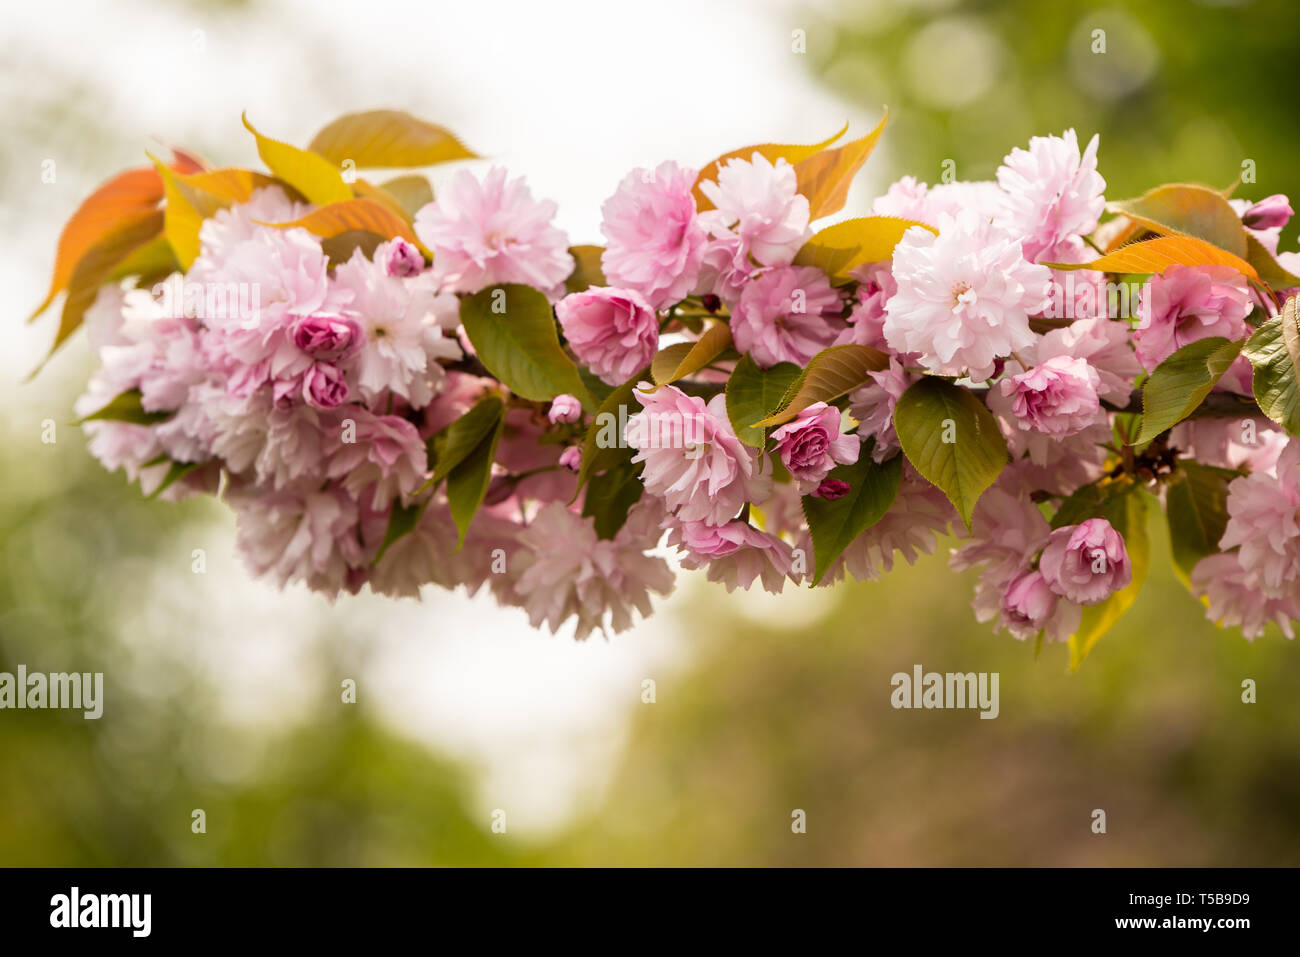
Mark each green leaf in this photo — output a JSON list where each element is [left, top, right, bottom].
[[801, 450, 902, 585], [793, 215, 935, 284], [321, 230, 384, 267], [1165, 463, 1234, 582], [1051, 479, 1128, 530], [242, 113, 353, 205], [650, 321, 733, 386], [1106, 182, 1249, 258], [307, 109, 477, 168], [77, 389, 174, 426], [425, 394, 506, 488], [725, 355, 801, 448], [373, 499, 427, 565], [1134, 336, 1242, 444], [565, 245, 607, 295], [460, 284, 592, 408], [754, 344, 890, 428], [893, 377, 1007, 530], [575, 370, 648, 496], [1068, 490, 1150, 671], [582, 458, 645, 540], [446, 414, 506, 548], [146, 460, 204, 500], [1242, 298, 1300, 435]]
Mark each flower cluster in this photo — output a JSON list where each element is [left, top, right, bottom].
[[36, 110, 1300, 658]]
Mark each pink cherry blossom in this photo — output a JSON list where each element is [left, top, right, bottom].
[[1134, 264, 1252, 371], [600, 161, 708, 309], [556, 287, 658, 386], [729, 265, 843, 367], [996, 129, 1106, 262], [698, 153, 810, 267], [999, 355, 1102, 437], [883, 210, 1051, 382], [413, 166, 573, 298], [666, 518, 796, 593], [625, 384, 769, 526], [1039, 518, 1132, 605], [769, 401, 858, 489], [512, 502, 674, 640]]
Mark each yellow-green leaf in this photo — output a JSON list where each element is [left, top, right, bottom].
[[307, 109, 477, 168], [565, 245, 607, 295], [242, 112, 352, 205], [754, 344, 890, 427], [650, 321, 733, 386], [152, 161, 277, 268], [793, 216, 936, 284], [376, 174, 434, 217]]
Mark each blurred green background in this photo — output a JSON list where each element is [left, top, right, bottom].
[[3, 0, 1299, 866]]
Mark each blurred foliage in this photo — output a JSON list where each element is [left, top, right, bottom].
[[805, 0, 1300, 250]]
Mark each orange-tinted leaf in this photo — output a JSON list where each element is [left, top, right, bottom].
[[793, 215, 935, 283], [28, 167, 163, 322], [792, 109, 888, 220], [307, 109, 478, 168], [153, 160, 277, 269], [693, 123, 849, 211], [1105, 183, 1248, 257], [1045, 235, 1258, 280], [261, 198, 420, 246], [30, 210, 165, 377]]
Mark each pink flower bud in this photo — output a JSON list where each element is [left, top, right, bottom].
[[384, 238, 425, 278], [559, 446, 582, 471], [303, 362, 349, 409], [290, 314, 361, 361], [548, 394, 583, 424], [1038, 517, 1132, 605], [813, 478, 850, 500], [1242, 194, 1293, 231]]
